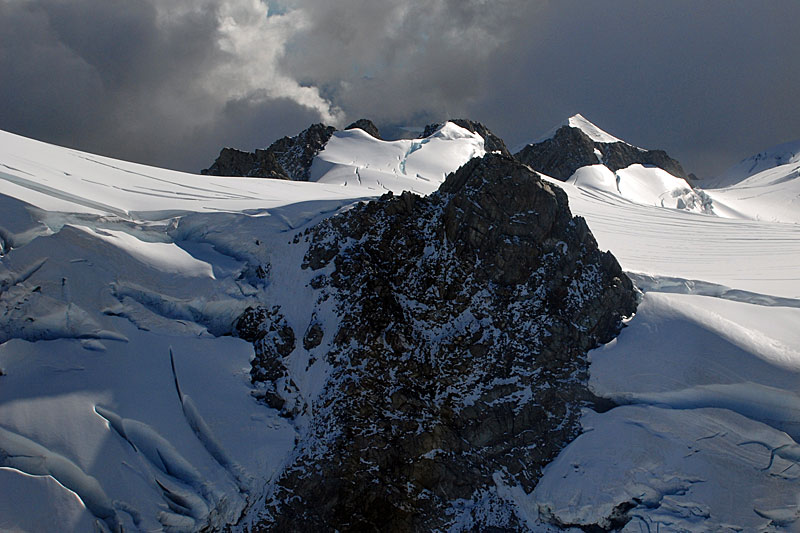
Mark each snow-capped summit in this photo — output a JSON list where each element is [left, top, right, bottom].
[[203, 120, 486, 196], [514, 113, 704, 213], [309, 121, 486, 194], [535, 113, 625, 145], [566, 113, 625, 143], [517, 113, 688, 182]]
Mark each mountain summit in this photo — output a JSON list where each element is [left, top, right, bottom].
[[537, 113, 625, 144], [516, 114, 688, 181]]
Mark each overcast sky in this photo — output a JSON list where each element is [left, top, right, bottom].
[[1, 0, 798, 178]]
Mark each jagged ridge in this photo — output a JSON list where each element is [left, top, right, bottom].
[[202, 123, 336, 180], [203, 118, 508, 180]]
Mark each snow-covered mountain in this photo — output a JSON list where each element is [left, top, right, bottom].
[[1, 117, 799, 532], [516, 113, 689, 180], [701, 139, 800, 223], [708, 139, 800, 188], [514, 114, 713, 215]]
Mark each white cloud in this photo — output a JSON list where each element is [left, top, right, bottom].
[[153, 0, 345, 126]]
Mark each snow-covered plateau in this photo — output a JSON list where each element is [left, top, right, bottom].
[[1, 117, 799, 532]]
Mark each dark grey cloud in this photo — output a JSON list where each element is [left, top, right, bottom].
[[281, 0, 544, 123], [469, 0, 800, 178], [1, 0, 798, 178], [0, 0, 336, 171]]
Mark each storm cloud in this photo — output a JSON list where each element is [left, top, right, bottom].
[[1, 0, 798, 178]]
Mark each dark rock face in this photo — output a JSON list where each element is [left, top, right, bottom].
[[515, 126, 598, 181], [257, 154, 637, 531], [202, 123, 336, 180], [268, 124, 337, 181], [423, 119, 511, 157], [201, 147, 287, 179], [302, 316, 324, 350], [516, 125, 688, 181], [345, 118, 382, 140], [235, 306, 299, 414]]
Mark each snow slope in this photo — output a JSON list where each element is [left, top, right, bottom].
[[708, 139, 800, 188], [1, 124, 800, 531], [524, 175, 800, 530], [703, 151, 800, 224], [567, 164, 712, 214], [551, 175, 800, 299], [309, 121, 485, 194]]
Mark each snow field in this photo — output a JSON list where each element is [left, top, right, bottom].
[[310, 121, 486, 194]]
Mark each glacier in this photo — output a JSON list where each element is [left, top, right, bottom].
[[0, 118, 799, 531]]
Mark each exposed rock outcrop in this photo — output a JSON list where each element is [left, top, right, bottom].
[[253, 154, 637, 531], [423, 119, 511, 156], [200, 147, 287, 179], [235, 305, 299, 414], [202, 123, 336, 180], [516, 125, 688, 181], [345, 118, 382, 140]]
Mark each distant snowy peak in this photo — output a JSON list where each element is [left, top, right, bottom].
[[516, 114, 688, 182], [567, 113, 625, 143], [421, 118, 511, 156], [309, 121, 486, 195], [535, 113, 625, 145], [201, 119, 494, 189], [709, 138, 800, 188], [700, 138, 800, 223]]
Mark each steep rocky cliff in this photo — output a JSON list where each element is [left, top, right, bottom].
[[244, 154, 637, 531], [516, 125, 688, 181], [202, 123, 336, 180]]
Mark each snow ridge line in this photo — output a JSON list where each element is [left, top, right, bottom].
[[0, 170, 129, 218], [611, 382, 800, 441], [627, 272, 800, 308]]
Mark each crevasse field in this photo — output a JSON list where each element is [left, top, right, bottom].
[[1, 120, 799, 531]]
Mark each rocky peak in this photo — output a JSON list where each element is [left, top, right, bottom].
[[422, 119, 511, 156], [255, 153, 637, 530], [516, 119, 688, 181], [202, 123, 336, 180], [344, 118, 382, 140], [200, 147, 286, 179]]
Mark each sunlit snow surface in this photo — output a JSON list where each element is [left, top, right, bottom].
[[1, 124, 800, 531], [310, 122, 485, 194], [532, 113, 625, 144], [529, 167, 800, 529]]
